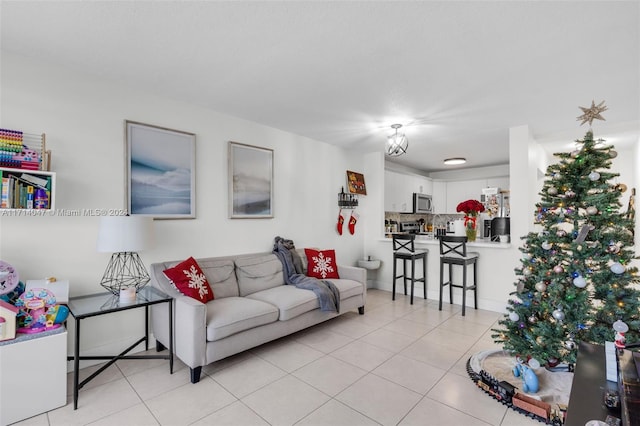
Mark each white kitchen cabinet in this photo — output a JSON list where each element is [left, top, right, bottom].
[[445, 179, 486, 213], [384, 170, 433, 212], [432, 180, 447, 214]]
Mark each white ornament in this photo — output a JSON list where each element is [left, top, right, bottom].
[[610, 263, 625, 274], [535, 282, 547, 292], [552, 309, 565, 321], [547, 186, 558, 195], [610, 150, 618, 158], [588, 171, 601, 181], [613, 320, 629, 333], [586, 206, 598, 215], [509, 312, 520, 322], [522, 253, 532, 261], [573, 276, 587, 288], [541, 241, 552, 250], [522, 268, 531, 276]]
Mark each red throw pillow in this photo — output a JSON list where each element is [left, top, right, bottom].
[[163, 257, 214, 303], [304, 248, 340, 279]]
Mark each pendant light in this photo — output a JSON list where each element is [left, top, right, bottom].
[[386, 124, 408, 157]]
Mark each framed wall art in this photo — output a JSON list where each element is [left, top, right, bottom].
[[346, 170, 367, 195], [228, 141, 273, 218], [125, 121, 196, 219]]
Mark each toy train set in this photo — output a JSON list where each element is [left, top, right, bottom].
[[468, 362, 566, 425]]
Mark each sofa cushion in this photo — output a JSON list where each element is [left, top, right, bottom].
[[197, 258, 239, 299], [234, 254, 285, 296], [247, 285, 320, 321], [206, 297, 279, 342], [304, 248, 340, 279], [327, 278, 362, 300], [163, 257, 215, 303]]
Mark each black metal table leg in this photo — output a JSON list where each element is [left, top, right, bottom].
[[73, 317, 80, 410]]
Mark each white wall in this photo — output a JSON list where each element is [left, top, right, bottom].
[[0, 52, 366, 361]]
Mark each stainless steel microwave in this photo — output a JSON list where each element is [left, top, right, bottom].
[[413, 193, 433, 213]]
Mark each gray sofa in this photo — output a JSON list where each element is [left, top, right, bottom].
[[149, 250, 366, 383]]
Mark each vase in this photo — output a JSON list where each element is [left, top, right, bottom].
[[465, 215, 478, 242]]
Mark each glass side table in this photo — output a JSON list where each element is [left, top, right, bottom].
[[66, 286, 173, 409]]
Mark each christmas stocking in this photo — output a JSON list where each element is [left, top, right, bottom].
[[337, 209, 345, 235], [348, 212, 359, 235]]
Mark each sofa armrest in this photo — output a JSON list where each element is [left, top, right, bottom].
[[149, 261, 207, 369], [172, 295, 207, 369], [338, 264, 366, 285]]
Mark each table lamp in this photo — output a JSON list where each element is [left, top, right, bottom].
[[97, 215, 155, 295]]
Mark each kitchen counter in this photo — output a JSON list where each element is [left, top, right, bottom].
[[381, 235, 511, 249]]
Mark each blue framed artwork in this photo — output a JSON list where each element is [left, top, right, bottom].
[[125, 121, 196, 219]]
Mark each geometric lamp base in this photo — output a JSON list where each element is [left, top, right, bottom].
[[99, 252, 150, 295]]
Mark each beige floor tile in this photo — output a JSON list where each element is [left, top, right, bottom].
[[400, 338, 466, 371], [49, 378, 141, 426], [211, 355, 287, 398], [336, 373, 422, 426], [87, 403, 159, 426], [252, 339, 324, 373], [293, 355, 368, 396], [294, 327, 354, 353], [401, 305, 457, 326], [145, 377, 236, 425], [452, 308, 502, 326], [398, 396, 491, 426], [201, 350, 255, 376], [367, 298, 423, 319], [359, 328, 417, 353], [437, 316, 493, 338], [11, 413, 48, 426], [126, 361, 191, 400], [296, 399, 379, 426], [116, 348, 174, 376], [190, 401, 270, 425], [241, 375, 330, 426], [382, 317, 434, 339], [66, 362, 124, 396], [420, 327, 480, 353], [373, 354, 447, 395], [330, 340, 395, 371], [427, 372, 507, 425], [323, 315, 379, 339]]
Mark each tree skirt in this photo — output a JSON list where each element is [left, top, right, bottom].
[[467, 350, 574, 424]]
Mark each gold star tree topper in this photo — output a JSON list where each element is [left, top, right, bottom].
[[577, 100, 607, 126]]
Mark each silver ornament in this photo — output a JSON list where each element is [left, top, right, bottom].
[[552, 309, 565, 321], [509, 312, 520, 322], [541, 241, 552, 250], [610, 263, 625, 274], [610, 150, 618, 158], [573, 276, 587, 288], [586, 206, 598, 215], [564, 339, 576, 350], [528, 315, 538, 324], [547, 186, 558, 195], [535, 282, 547, 292], [613, 320, 629, 333], [588, 171, 601, 181]]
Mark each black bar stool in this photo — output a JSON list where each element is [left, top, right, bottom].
[[392, 234, 428, 304], [438, 235, 478, 316]]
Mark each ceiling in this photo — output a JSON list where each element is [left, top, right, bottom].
[[1, 1, 638, 173]]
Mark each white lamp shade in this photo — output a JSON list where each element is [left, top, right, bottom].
[[97, 216, 155, 253]]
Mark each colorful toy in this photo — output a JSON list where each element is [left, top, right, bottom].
[[513, 362, 539, 393], [12, 145, 39, 162], [0, 281, 25, 304], [0, 261, 19, 296], [14, 288, 67, 334], [0, 300, 19, 341]]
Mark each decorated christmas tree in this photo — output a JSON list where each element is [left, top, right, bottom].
[[493, 101, 640, 367]]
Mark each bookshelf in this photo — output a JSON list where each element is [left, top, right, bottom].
[[0, 167, 56, 210]]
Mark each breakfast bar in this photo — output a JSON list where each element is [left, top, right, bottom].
[[369, 235, 517, 314]]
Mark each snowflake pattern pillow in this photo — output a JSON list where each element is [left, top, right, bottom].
[[304, 248, 340, 279], [163, 257, 214, 303]]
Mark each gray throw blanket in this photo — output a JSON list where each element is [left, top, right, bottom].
[[273, 236, 340, 313]]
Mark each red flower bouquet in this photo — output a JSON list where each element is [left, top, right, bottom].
[[456, 199, 485, 216], [456, 200, 485, 241]]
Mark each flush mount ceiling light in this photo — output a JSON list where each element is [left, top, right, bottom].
[[386, 124, 408, 157], [443, 157, 466, 165]]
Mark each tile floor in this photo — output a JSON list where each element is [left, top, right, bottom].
[[15, 290, 541, 426]]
